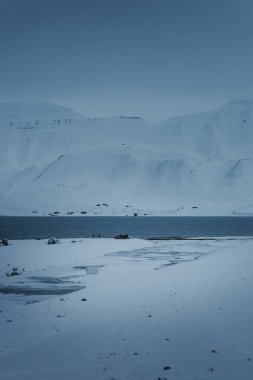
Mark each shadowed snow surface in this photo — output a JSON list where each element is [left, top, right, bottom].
[[0, 238, 253, 379]]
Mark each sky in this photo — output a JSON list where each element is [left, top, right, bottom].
[[0, 0, 253, 121]]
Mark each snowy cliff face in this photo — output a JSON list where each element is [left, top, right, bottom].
[[0, 100, 253, 215]]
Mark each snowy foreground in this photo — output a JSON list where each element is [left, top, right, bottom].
[[0, 237, 253, 380]]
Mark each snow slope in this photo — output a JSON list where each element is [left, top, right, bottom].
[[0, 99, 253, 215]]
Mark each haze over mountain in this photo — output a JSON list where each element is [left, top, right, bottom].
[[0, 99, 253, 216]]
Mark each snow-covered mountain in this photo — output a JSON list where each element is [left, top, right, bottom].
[[0, 99, 253, 216]]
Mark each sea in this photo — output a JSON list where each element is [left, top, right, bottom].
[[0, 216, 253, 240]]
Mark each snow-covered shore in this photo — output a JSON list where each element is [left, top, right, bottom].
[[0, 237, 253, 379]]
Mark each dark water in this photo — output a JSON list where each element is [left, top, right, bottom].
[[0, 216, 253, 240]]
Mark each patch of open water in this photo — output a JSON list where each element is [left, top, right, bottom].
[[1, 216, 253, 239]]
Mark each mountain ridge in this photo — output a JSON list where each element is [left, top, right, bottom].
[[0, 99, 252, 216]]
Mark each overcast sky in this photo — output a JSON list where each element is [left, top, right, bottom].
[[0, 0, 253, 120]]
